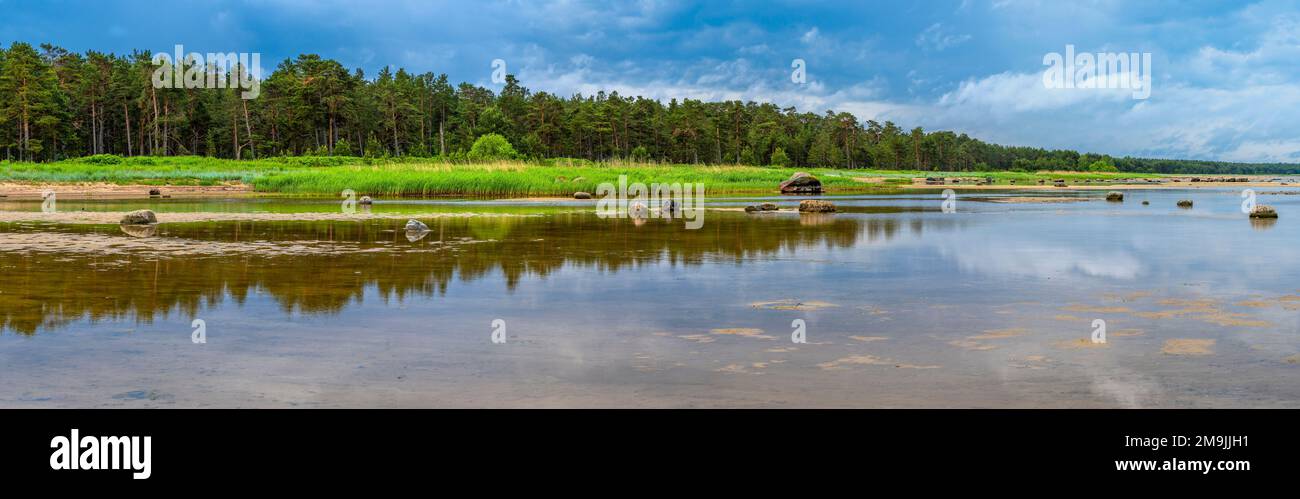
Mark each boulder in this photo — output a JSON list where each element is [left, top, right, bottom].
[[744, 205, 759, 213], [1177, 200, 1193, 208], [760, 203, 779, 211], [798, 200, 836, 213], [1250, 205, 1279, 218], [779, 172, 823, 194], [120, 209, 157, 225], [404, 219, 429, 232], [573, 192, 592, 199], [1105, 191, 1124, 202]]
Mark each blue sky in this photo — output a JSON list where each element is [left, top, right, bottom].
[[3, 0, 1299, 162]]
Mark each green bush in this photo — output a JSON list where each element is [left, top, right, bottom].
[[468, 133, 518, 161], [78, 154, 124, 165], [769, 147, 790, 168]]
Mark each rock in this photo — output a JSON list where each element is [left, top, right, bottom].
[[1250, 205, 1279, 218], [148, 188, 161, 196], [573, 192, 592, 199], [1105, 191, 1124, 202], [1142, 200, 1150, 205], [760, 203, 779, 211], [629, 202, 648, 218], [798, 200, 836, 213], [1177, 200, 1193, 208], [120, 209, 157, 225], [779, 172, 823, 194], [404, 219, 429, 232], [359, 196, 373, 205], [744, 205, 759, 213]]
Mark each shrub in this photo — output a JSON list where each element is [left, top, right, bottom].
[[769, 147, 790, 168], [468, 133, 518, 161], [79, 154, 124, 165]]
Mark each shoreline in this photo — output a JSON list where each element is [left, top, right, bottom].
[[2, 177, 1296, 201]]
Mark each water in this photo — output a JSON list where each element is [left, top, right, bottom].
[[1, 188, 1298, 407]]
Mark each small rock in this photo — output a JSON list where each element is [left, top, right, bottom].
[[1142, 200, 1150, 205], [404, 219, 429, 232], [1177, 200, 1193, 208], [798, 200, 836, 213], [120, 209, 157, 225], [148, 188, 161, 196], [573, 192, 592, 199], [744, 205, 759, 213], [1105, 191, 1124, 202], [629, 202, 648, 218], [1250, 205, 1279, 219]]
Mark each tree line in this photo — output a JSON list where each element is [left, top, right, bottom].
[[1, 41, 1297, 174]]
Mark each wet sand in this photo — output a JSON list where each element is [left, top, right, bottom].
[[0, 182, 253, 200], [0, 210, 523, 224]]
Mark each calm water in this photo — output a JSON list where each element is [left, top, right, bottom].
[[2, 188, 1298, 407]]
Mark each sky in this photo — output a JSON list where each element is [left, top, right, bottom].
[[2, 0, 1299, 163]]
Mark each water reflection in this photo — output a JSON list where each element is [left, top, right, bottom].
[[1251, 217, 1278, 231], [119, 223, 157, 238], [0, 213, 939, 335]]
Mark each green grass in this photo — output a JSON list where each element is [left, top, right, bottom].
[[0, 155, 1173, 197]]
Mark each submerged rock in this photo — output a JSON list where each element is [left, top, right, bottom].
[[745, 203, 780, 213], [779, 172, 823, 194], [1142, 200, 1150, 205], [1177, 200, 1194, 208], [120, 209, 157, 225], [798, 200, 836, 213], [573, 191, 592, 199], [1105, 191, 1124, 202], [404, 219, 430, 232], [1250, 205, 1279, 218]]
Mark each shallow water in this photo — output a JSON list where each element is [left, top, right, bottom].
[[2, 188, 1298, 407]]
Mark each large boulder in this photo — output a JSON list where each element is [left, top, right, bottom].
[[1250, 205, 1279, 218], [120, 209, 157, 225], [780, 172, 823, 194], [798, 200, 836, 213]]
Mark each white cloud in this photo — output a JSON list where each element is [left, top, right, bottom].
[[916, 23, 971, 51]]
